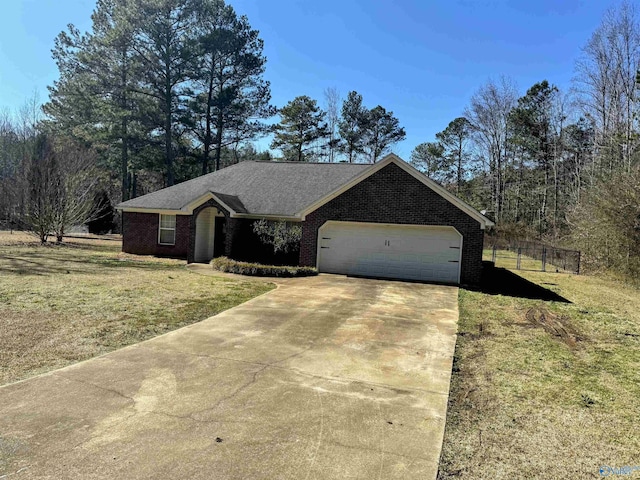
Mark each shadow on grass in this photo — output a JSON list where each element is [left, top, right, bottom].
[[0, 251, 179, 276], [467, 263, 571, 303]]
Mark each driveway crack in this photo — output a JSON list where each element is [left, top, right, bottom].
[[54, 373, 135, 404]]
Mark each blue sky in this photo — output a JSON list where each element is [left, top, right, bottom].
[[0, 0, 616, 157]]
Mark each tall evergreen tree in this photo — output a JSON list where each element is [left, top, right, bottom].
[[338, 91, 367, 163], [130, 0, 199, 186], [509, 80, 560, 228], [362, 105, 406, 163], [410, 142, 448, 183], [271, 96, 328, 162], [45, 0, 149, 202], [189, 0, 274, 174], [436, 117, 473, 194]]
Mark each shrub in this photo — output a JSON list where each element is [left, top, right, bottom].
[[211, 257, 317, 278], [568, 165, 640, 277], [252, 219, 302, 254]]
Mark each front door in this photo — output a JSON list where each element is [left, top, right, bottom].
[[213, 216, 227, 258], [194, 208, 216, 263]]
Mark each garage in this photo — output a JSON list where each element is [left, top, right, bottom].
[[118, 154, 491, 284], [317, 221, 462, 284]]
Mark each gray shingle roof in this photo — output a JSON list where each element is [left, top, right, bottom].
[[117, 161, 371, 217]]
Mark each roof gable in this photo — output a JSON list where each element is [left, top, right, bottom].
[[299, 154, 494, 228], [116, 155, 493, 228]]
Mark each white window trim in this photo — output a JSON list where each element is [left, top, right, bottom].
[[158, 214, 176, 246]]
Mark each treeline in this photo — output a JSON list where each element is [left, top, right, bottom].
[[45, 0, 274, 201], [410, 2, 640, 278], [271, 90, 405, 164], [0, 0, 406, 241], [44, 0, 405, 197]]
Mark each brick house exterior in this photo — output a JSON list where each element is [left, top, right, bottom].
[[123, 212, 190, 258], [299, 162, 483, 284], [118, 155, 492, 285]]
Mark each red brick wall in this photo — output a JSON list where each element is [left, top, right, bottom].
[[299, 162, 484, 285], [122, 212, 190, 259]]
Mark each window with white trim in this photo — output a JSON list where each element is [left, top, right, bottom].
[[158, 214, 176, 245]]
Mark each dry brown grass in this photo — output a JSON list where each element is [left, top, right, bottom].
[[438, 270, 640, 479], [0, 231, 274, 386]]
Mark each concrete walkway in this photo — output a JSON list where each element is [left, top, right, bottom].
[[0, 275, 459, 480]]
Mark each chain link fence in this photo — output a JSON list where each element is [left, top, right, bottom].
[[485, 239, 581, 274]]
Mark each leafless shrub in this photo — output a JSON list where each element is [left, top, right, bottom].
[[23, 134, 103, 243]]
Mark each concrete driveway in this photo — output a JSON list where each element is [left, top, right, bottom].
[[0, 274, 459, 480]]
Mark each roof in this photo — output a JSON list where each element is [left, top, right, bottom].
[[116, 154, 494, 228], [117, 160, 370, 217]]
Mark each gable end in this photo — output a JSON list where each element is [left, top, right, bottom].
[[299, 154, 491, 228]]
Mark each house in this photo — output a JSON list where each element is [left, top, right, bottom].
[[116, 154, 493, 285]]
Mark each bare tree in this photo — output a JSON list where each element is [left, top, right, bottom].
[[465, 77, 518, 222], [24, 135, 59, 243], [23, 134, 102, 243], [324, 87, 341, 162], [573, 1, 640, 173], [568, 165, 640, 275], [0, 94, 45, 231], [51, 138, 103, 242], [0, 110, 18, 228]]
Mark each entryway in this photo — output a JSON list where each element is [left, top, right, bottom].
[[194, 207, 226, 263]]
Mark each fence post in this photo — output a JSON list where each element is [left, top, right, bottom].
[[541, 247, 546, 272], [576, 251, 581, 275], [492, 245, 496, 264], [517, 247, 522, 270]]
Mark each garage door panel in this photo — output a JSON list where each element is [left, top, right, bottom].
[[317, 222, 461, 284]]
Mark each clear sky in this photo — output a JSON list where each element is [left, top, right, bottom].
[[0, 0, 617, 158]]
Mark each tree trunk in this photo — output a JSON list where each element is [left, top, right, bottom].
[[120, 47, 130, 202], [121, 116, 129, 201], [165, 110, 173, 186], [164, 46, 174, 186], [456, 138, 463, 195], [202, 64, 215, 175], [214, 109, 224, 171]]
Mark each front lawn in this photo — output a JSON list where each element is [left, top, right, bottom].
[[0, 232, 274, 386], [438, 268, 640, 479]]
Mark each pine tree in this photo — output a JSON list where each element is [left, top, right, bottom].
[[271, 96, 328, 162], [189, 0, 274, 174], [362, 106, 405, 163], [338, 91, 367, 163]]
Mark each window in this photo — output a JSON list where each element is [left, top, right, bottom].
[[158, 214, 176, 245]]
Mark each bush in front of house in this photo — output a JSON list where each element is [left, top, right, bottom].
[[211, 257, 318, 277]]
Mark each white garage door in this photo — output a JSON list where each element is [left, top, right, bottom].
[[317, 222, 462, 284]]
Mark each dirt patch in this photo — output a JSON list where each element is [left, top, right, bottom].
[[525, 305, 583, 348]]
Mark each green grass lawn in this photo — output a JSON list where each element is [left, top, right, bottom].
[[482, 247, 576, 273], [0, 232, 274, 386], [438, 268, 640, 479]]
